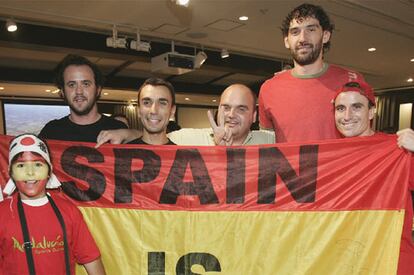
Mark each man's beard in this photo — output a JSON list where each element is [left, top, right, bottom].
[[63, 91, 98, 116], [291, 39, 323, 66]]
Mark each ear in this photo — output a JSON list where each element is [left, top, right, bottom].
[[368, 107, 375, 121], [59, 90, 65, 99], [284, 36, 290, 49], [170, 105, 177, 120], [96, 86, 102, 98], [322, 30, 331, 44], [252, 108, 257, 123]]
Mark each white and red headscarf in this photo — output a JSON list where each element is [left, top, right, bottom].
[[2, 134, 61, 199]]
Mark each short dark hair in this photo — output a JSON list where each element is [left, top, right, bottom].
[[137, 77, 176, 106], [281, 3, 334, 52], [54, 54, 105, 90]]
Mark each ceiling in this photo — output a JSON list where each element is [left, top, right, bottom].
[[0, 0, 413, 105]]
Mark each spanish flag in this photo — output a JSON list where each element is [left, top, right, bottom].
[[0, 134, 410, 274]]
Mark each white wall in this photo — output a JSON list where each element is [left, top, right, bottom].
[[399, 103, 413, 130], [177, 107, 211, 128]]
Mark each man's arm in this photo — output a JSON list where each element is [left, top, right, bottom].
[[95, 129, 142, 148], [84, 258, 106, 275]]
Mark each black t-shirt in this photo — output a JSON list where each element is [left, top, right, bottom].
[[39, 115, 128, 142], [128, 137, 176, 145]]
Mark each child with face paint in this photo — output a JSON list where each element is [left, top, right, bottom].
[[0, 134, 106, 275]]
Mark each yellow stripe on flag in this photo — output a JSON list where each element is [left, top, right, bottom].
[[76, 207, 404, 275]]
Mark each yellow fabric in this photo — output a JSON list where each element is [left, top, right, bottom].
[[76, 207, 404, 275]]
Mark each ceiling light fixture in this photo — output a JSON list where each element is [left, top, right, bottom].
[[51, 89, 60, 94], [194, 50, 207, 68], [221, 49, 229, 59], [407, 78, 413, 83], [175, 0, 190, 7], [45, 89, 51, 92], [6, 19, 17, 32], [103, 92, 109, 95], [368, 47, 376, 52], [410, 58, 414, 62], [130, 28, 151, 52], [212, 99, 217, 102], [239, 16, 249, 21], [106, 25, 127, 49], [185, 97, 190, 101]]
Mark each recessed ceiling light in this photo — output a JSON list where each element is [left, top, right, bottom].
[[6, 20, 17, 32], [175, 0, 190, 7], [103, 92, 109, 95], [368, 47, 376, 52], [239, 16, 248, 21], [0, 87, 4, 90], [411, 58, 414, 62], [51, 89, 60, 94], [45, 89, 51, 92], [221, 49, 229, 59], [212, 99, 217, 102], [185, 97, 190, 101], [407, 78, 413, 83]]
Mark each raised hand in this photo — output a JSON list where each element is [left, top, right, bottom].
[[207, 110, 233, 145]]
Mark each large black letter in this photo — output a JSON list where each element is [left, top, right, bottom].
[[226, 148, 246, 204], [176, 253, 221, 275], [113, 148, 161, 203], [159, 149, 218, 204], [258, 145, 318, 204], [148, 252, 165, 275], [61, 146, 105, 201]]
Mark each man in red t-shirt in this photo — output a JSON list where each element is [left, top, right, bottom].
[[333, 80, 414, 275], [259, 3, 365, 143]]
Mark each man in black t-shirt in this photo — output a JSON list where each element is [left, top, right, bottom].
[[128, 78, 176, 145], [39, 55, 127, 142]]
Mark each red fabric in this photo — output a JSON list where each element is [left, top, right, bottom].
[[0, 134, 408, 212], [258, 64, 365, 142], [398, 155, 414, 274], [0, 134, 411, 273], [0, 193, 100, 275]]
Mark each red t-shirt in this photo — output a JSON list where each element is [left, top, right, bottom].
[[259, 64, 365, 142], [0, 193, 100, 275]]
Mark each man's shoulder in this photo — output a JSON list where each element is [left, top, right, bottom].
[[247, 130, 275, 145], [326, 64, 364, 80], [98, 115, 128, 129], [260, 70, 293, 93], [42, 116, 70, 127]]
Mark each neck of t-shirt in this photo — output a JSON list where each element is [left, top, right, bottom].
[[22, 195, 49, 207], [291, 61, 328, 79], [69, 111, 101, 125], [142, 131, 170, 145]]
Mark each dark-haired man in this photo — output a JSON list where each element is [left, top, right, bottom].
[[128, 78, 176, 145], [259, 3, 365, 142], [39, 54, 127, 142], [333, 80, 414, 274]]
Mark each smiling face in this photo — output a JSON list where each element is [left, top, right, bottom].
[[61, 65, 101, 116], [218, 84, 257, 144], [138, 84, 176, 135], [334, 91, 375, 137], [11, 152, 49, 200], [284, 16, 330, 66]]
